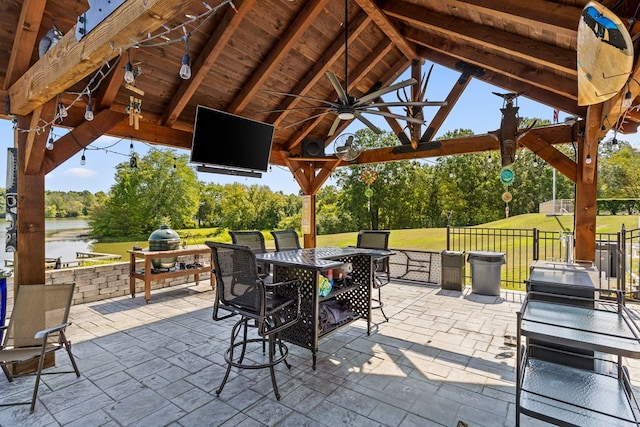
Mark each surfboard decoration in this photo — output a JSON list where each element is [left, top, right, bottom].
[[577, 1, 634, 106]]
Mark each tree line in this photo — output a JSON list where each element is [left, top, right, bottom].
[[2, 120, 638, 240]]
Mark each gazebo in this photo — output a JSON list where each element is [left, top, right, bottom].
[[1, 0, 638, 289]]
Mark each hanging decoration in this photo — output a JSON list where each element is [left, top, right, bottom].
[[360, 167, 378, 210], [126, 96, 143, 130]]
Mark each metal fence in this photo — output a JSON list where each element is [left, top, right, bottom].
[[442, 225, 640, 296]]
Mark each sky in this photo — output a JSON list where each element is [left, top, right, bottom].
[[2, 63, 638, 195]]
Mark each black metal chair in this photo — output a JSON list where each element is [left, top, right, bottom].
[[229, 230, 271, 280], [356, 230, 391, 322], [270, 229, 301, 252], [206, 241, 301, 400]]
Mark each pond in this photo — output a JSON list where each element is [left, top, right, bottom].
[[0, 218, 94, 265]]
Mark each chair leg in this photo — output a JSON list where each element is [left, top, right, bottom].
[[267, 334, 280, 400], [1, 364, 13, 382], [30, 348, 49, 413], [61, 332, 81, 378], [217, 318, 246, 396], [373, 285, 389, 323]]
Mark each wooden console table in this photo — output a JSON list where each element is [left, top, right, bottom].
[[128, 245, 213, 303]]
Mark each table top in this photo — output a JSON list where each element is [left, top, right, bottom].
[[127, 244, 211, 257], [527, 267, 596, 288], [256, 246, 392, 271]]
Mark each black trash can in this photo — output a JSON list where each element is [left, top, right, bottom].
[[467, 251, 505, 296], [440, 250, 465, 291]]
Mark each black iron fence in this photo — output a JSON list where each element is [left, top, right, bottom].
[[442, 225, 640, 297]]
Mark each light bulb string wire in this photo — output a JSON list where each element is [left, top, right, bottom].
[[13, 0, 233, 135]]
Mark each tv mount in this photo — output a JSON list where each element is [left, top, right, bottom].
[[196, 165, 262, 178]]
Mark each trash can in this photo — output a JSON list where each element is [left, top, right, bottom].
[[467, 251, 505, 296], [440, 250, 465, 291]]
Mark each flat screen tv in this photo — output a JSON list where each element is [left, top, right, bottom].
[[190, 105, 274, 173]]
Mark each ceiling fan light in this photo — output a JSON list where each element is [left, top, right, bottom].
[[338, 111, 354, 120]]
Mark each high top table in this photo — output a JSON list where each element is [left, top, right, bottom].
[[256, 246, 392, 369]]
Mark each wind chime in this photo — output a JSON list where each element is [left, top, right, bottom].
[[360, 167, 378, 211]]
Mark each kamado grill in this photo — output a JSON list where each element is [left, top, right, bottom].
[[148, 224, 181, 269]]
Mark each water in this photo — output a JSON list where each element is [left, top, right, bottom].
[[0, 218, 94, 264]]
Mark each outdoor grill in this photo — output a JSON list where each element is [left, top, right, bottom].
[[148, 224, 180, 269]]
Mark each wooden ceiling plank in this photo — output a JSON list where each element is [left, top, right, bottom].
[[162, 0, 256, 127], [43, 110, 126, 174], [383, 1, 576, 76], [354, 0, 418, 60], [268, 12, 372, 128], [8, 0, 194, 116], [455, 0, 581, 39], [228, 0, 332, 115], [4, 0, 46, 90], [24, 99, 58, 175]]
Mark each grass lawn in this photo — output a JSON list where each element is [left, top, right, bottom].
[[93, 213, 640, 261]]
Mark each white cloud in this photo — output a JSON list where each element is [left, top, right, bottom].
[[63, 167, 98, 178]]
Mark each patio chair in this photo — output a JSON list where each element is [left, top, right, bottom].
[[206, 241, 301, 400], [229, 230, 271, 280], [0, 283, 80, 413], [270, 229, 301, 252], [357, 230, 391, 322]]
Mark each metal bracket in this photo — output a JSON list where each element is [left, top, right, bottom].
[[76, 0, 127, 41]]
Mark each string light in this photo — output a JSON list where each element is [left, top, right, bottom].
[[80, 149, 87, 165], [585, 153, 592, 165], [84, 91, 94, 121], [623, 91, 633, 108], [179, 33, 192, 79], [46, 133, 54, 150], [12, 1, 235, 134], [124, 48, 135, 84]]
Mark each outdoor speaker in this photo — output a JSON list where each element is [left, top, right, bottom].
[[301, 139, 325, 157]]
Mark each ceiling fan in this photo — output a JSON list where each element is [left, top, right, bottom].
[[333, 133, 361, 161], [265, 0, 446, 136]]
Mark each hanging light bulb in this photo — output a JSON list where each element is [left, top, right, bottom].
[[130, 140, 134, 151], [46, 135, 54, 150], [585, 153, 592, 165], [533, 158, 539, 167], [124, 49, 135, 83], [84, 92, 94, 121], [179, 35, 191, 79], [623, 91, 633, 108], [80, 149, 86, 166], [58, 102, 68, 119]]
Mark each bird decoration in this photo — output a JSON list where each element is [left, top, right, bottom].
[[489, 92, 535, 167], [38, 25, 64, 58]]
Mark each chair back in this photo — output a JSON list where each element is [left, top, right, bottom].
[[3, 283, 75, 349], [271, 229, 301, 251], [357, 230, 390, 251], [229, 231, 267, 254], [206, 241, 265, 315]]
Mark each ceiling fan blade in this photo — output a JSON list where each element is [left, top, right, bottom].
[[258, 106, 334, 114], [325, 71, 350, 105], [285, 111, 332, 128], [263, 89, 340, 108], [366, 101, 447, 108], [362, 109, 426, 124], [328, 115, 341, 136], [357, 78, 418, 104], [353, 110, 381, 134]]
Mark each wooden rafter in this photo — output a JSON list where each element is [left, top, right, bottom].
[[4, 0, 46, 90], [383, 1, 577, 76], [7, 0, 193, 116], [24, 99, 58, 175], [228, 0, 332, 115], [161, 0, 254, 127], [354, 0, 417, 60]]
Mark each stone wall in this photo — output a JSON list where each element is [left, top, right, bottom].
[[2, 256, 212, 319]]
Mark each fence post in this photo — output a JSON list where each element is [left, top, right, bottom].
[[619, 225, 625, 294], [446, 225, 451, 251], [533, 228, 538, 261]]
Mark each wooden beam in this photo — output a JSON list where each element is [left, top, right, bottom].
[[518, 129, 577, 182], [382, 1, 577, 76], [406, 27, 577, 101], [574, 131, 597, 263], [228, 0, 332, 115], [4, 0, 46, 90], [24, 99, 58, 175], [96, 57, 126, 110], [8, 0, 195, 116], [354, 0, 418, 60], [43, 110, 126, 174], [162, 0, 255, 126]]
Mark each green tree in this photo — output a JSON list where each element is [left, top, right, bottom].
[[90, 149, 199, 239]]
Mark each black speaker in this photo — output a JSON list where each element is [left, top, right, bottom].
[[5, 147, 17, 252], [301, 139, 325, 157]]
